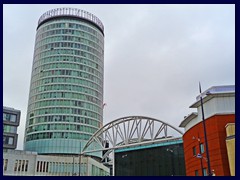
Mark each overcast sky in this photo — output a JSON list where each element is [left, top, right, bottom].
[[3, 4, 235, 150]]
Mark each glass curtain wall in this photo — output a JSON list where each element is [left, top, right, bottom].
[[24, 9, 104, 155]]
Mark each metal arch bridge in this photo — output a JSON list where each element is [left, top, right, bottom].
[[81, 116, 183, 159]]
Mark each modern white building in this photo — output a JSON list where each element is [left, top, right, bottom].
[[3, 149, 110, 176]]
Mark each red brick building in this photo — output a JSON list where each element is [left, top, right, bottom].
[[179, 85, 235, 176]]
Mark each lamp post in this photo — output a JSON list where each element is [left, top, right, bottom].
[[79, 153, 82, 176], [72, 156, 75, 176], [199, 83, 212, 176], [79, 143, 81, 176]]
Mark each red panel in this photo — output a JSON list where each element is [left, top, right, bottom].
[[183, 114, 235, 176]]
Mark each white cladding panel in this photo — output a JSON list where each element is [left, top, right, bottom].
[[184, 96, 235, 133], [197, 96, 235, 120], [3, 151, 37, 176], [184, 116, 199, 132]]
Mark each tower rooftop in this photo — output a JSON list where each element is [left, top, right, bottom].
[[37, 7, 104, 33]]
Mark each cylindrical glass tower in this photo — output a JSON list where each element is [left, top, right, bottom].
[[24, 8, 104, 155]]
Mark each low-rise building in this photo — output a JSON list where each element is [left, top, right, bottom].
[[3, 149, 110, 176], [179, 85, 235, 176], [115, 138, 186, 176]]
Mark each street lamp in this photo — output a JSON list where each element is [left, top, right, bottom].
[[199, 82, 212, 176], [79, 143, 82, 176], [79, 153, 83, 176], [72, 156, 75, 176]]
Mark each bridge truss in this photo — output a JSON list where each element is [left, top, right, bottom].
[[82, 116, 183, 159]]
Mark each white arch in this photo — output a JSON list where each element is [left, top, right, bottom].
[[82, 116, 183, 157]]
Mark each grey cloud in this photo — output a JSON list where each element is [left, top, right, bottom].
[[3, 4, 235, 150]]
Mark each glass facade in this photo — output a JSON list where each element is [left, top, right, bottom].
[[3, 112, 17, 122], [24, 8, 104, 155], [3, 106, 21, 150], [115, 142, 186, 176]]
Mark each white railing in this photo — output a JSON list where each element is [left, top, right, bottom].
[[38, 8, 104, 32]]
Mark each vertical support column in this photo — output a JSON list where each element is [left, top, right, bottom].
[[112, 150, 115, 176], [79, 154, 81, 176], [72, 157, 74, 176]]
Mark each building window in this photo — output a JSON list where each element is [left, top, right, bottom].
[[195, 170, 199, 176], [3, 136, 14, 145], [12, 159, 29, 172], [21, 160, 25, 171], [10, 114, 17, 122], [40, 161, 43, 172], [46, 162, 49, 173], [4, 125, 17, 133], [3, 113, 10, 121], [4, 159, 8, 171], [43, 161, 46, 172], [25, 160, 29, 172], [3, 113, 17, 122], [14, 160, 18, 171], [200, 143, 205, 154], [18, 160, 22, 171], [37, 161, 40, 172], [8, 137, 14, 145], [193, 146, 196, 156], [203, 168, 208, 176]]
